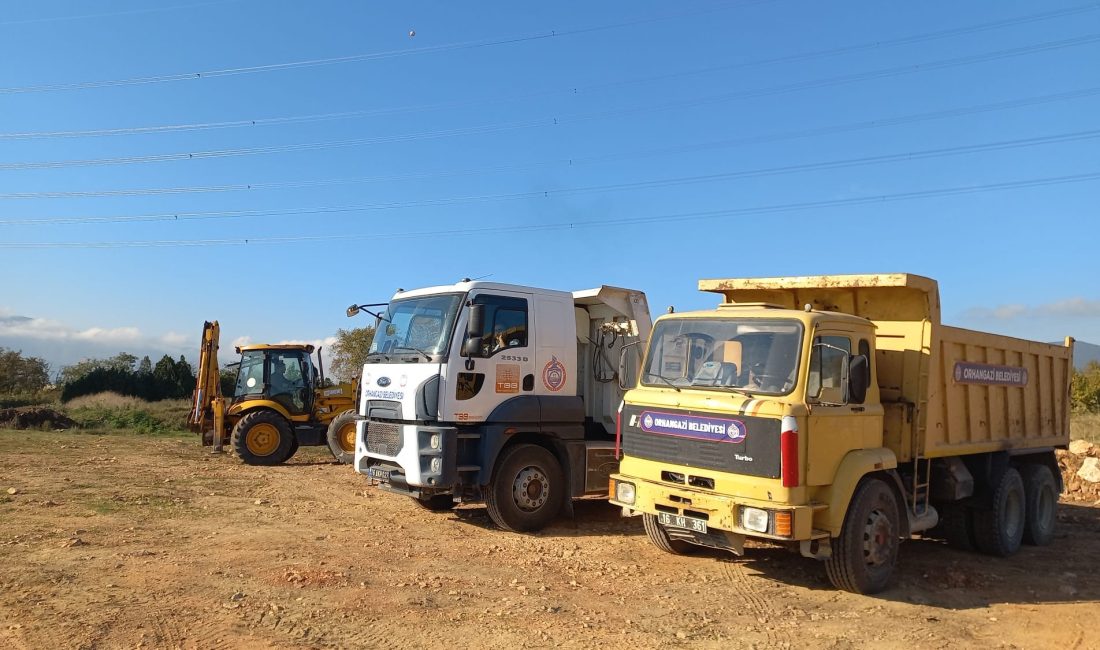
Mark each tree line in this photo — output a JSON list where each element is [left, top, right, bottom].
[[0, 324, 375, 402]]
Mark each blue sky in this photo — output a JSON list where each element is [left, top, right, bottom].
[[0, 0, 1097, 371]]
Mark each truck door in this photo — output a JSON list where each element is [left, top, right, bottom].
[[446, 291, 534, 422], [804, 332, 880, 485]]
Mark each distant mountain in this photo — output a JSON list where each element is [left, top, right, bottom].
[[1070, 341, 1100, 369]]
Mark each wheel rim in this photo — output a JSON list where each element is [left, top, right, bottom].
[[338, 422, 356, 453], [862, 508, 895, 566], [1004, 487, 1023, 539], [245, 423, 280, 456], [512, 465, 549, 511]]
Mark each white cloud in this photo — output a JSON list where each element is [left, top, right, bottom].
[[964, 297, 1100, 321]]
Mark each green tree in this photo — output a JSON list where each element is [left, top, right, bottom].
[[329, 325, 376, 383], [138, 355, 153, 375], [0, 347, 51, 394], [58, 352, 139, 386], [1071, 362, 1100, 413]]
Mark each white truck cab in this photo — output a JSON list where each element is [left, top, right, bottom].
[[350, 280, 651, 531]]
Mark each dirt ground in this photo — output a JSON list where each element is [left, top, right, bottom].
[[0, 430, 1096, 650]]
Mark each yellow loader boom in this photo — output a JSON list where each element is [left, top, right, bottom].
[[189, 321, 226, 448]]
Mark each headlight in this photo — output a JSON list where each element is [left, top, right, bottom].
[[430, 433, 441, 450], [430, 457, 442, 474], [742, 507, 769, 533], [614, 481, 636, 505]]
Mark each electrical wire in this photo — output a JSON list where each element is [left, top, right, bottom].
[[3, 32, 1097, 172], [1, 170, 1095, 249], [0, 1, 776, 94], [1, 128, 1095, 221], [3, 2, 1097, 141]]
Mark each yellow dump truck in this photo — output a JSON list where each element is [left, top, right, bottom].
[[609, 274, 1072, 593]]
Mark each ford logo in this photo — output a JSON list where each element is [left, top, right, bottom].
[[377, 376, 391, 387]]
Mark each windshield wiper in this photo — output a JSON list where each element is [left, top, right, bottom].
[[646, 373, 681, 392], [394, 346, 432, 361], [366, 350, 391, 362]]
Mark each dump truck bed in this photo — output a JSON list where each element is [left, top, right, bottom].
[[700, 273, 1073, 461]]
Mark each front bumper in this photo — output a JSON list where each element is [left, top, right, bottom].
[[610, 473, 818, 542], [355, 420, 458, 492]]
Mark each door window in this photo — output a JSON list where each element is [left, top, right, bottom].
[[471, 295, 528, 358], [808, 335, 851, 405]]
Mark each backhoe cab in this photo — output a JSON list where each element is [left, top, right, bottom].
[[189, 321, 359, 465]]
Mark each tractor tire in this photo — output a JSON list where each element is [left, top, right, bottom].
[[284, 438, 300, 463], [326, 410, 359, 465], [231, 410, 294, 466], [413, 495, 456, 511], [1020, 463, 1057, 547], [825, 478, 901, 594], [642, 513, 698, 555], [484, 443, 564, 532], [972, 467, 1025, 557]]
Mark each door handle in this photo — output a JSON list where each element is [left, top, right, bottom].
[[850, 406, 865, 413]]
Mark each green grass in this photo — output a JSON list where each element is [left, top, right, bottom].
[[64, 393, 191, 436], [1071, 413, 1100, 445]]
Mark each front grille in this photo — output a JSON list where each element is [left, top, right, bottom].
[[366, 421, 402, 457]]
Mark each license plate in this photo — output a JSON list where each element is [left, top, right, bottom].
[[658, 512, 707, 534], [367, 467, 391, 482]]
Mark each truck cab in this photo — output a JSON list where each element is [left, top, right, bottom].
[[351, 280, 651, 531]]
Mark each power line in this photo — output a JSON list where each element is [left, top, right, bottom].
[[2, 171, 1096, 249], [3, 128, 1096, 225], [3, 33, 1097, 172], [0, 1, 775, 95], [3, 3, 1097, 141], [4, 125, 1095, 202]]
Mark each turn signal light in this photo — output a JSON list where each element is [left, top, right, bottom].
[[774, 511, 793, 537]]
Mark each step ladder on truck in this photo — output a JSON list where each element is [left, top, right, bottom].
[[346, 280, 651, 531]]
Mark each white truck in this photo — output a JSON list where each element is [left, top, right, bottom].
[[347, 280, 652, 531]]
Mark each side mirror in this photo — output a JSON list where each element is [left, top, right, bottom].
[[463, 303, 486, 358], [848, 354, 869, 404], [346, 304, 360, 318], [617, 340, 642, 391]]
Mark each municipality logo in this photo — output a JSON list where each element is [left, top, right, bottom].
[[726, 421, 747, 443], [642, 414, 653, 429]]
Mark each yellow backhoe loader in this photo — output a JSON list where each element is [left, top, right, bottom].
[[189, 321, 360, 465]]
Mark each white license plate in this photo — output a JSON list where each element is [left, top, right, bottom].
[[367, 467, 391, 482], [658, 512, 707, 534]]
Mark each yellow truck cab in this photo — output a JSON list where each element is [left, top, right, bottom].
[[610, 274, 1072, 594]]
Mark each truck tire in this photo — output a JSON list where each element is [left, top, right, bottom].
[[231, 410, 294, 466], [413, 495, 456, 511], [972, 467, 1025, 557], [934, 501, 976, 551], [825, 478, 900, 594], [484, 443, 564, 532], [325, 410, 358, 465], [1019, 463, 1057, 546], [642, 513, 698, 555]]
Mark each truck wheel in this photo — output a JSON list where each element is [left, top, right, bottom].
[[934, 501, 976, 551], [1020, 464, 1057, 546], [325, 410, 358, 465], [825, 478, 900, 594], [231, 410, 294, 466], [484, 444, 564, 532], [413, 495, 456, 511], [642, 513, 698, 555], [972, 467, 1025, 557]]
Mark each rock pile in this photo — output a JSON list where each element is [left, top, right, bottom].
[[1057, 439, 1100, 502]]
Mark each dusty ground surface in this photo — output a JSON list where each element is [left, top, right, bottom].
[[0, 430, 1096, 650]]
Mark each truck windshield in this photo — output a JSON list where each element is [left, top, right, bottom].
[[368, 294, 463, 359], [641, 318, 803, 395]]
